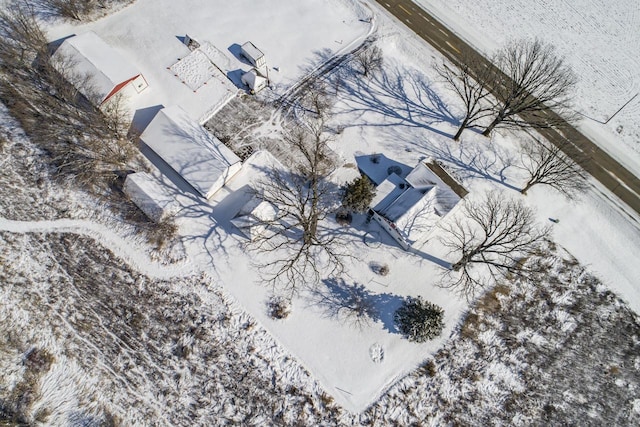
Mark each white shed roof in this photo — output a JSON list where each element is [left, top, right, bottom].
[[231, 197, 278, 240], [241, 69, 268, 92], [123, 172, 178, 222], [241, 41, 264, 61], [140, 106, 241, 199], [51, 31, 143, 104]]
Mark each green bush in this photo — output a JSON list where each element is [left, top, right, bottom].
[[395, 297, 444, 342], [341, 175, 376, 213]]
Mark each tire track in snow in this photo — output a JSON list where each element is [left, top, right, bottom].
[[0, 217, 196, 279]]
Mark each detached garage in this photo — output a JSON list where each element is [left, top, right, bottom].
[[51, 31, 148, 107], [140, 106, 242, 199]]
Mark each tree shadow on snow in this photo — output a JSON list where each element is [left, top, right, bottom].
[[329, 60, 459, 138], [378, 126, 520, 192], [425, 138, 519, 191], [307, 278, 406, 334]]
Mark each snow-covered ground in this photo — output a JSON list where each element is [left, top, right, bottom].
[[415, 0, 640, 177], [46, 0, 372, 124], [34, 2, 471, 412], [2, 0, 640, 423]]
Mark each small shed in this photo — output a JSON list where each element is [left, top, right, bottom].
[[123, 172, 178, 222], [241, 69, 268, 93], [231, 196, 278, 240], [240, 41, 266, 69], [51, 31, 148, 107], [140, 106, 242, 200]]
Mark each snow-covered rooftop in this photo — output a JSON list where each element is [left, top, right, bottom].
[[51, 31, 143, 104], [241, 69, 268, 92], [123, 172, 178, 222], [231, 196, 278, 240], [240, 41, 264, 62], [371, 173, 407, 213], [140, 105, 241, 199], [371, 161, 462, 245]]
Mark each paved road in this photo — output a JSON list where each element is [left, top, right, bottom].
[[373, 0, 640, 217]]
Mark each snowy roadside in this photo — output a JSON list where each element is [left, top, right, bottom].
[[414, 0, 640, 177]]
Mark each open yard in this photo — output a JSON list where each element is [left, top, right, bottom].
[[46, 0, 372, 124]]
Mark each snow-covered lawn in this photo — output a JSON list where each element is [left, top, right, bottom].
[[142, 149, 465, 412], [415, 0, 640, 176]]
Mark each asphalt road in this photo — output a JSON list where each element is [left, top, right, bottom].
[[373, 0, 640, 217]]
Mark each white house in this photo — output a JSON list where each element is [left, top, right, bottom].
[[231, 195, 278, 240], [241, 69, 268, 93], [140, 106, 242, 199], [51, 31, 148, 107], [364, 158, 466, 250], [123, 172, 179, 222], [240, 41, 266, 69]]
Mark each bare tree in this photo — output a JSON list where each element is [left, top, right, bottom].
[[434, 48, 495, 140], [32, 0, 90, 20], [28, 0, 132, 21], [482, 39, 578, 136], [441, 191, 549, 299], [295, 79, 334, 119], [50, 99, 140, 189], [0, 0, 48, 67], [355, 44, 383, 78], [519, 137, 588, 198], [0, 3, 143, 193], [250, 116, 345, 296]]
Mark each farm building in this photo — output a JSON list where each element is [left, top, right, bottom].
[[359, 155, 466, 250], [51, 31, 148, 107], [240, 41, 266, 69], [123, 172, 179, 222], [140, 106, 242, 199], [241, 69, 268, 93], [231, 195, 278, 240]]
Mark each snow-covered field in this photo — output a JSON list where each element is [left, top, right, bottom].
[[415, 0, 640, 177], [1, 0, 640, 424]]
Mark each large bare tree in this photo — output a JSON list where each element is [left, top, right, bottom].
[[482, 39, 578, 136], [519, 137, 588, 199], [441, 191, 549, 299], [434, 48, 495, 140], [250, 115, 345, 296]]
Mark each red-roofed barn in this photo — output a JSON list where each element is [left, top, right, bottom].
[[51, 31, 148, 107]]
